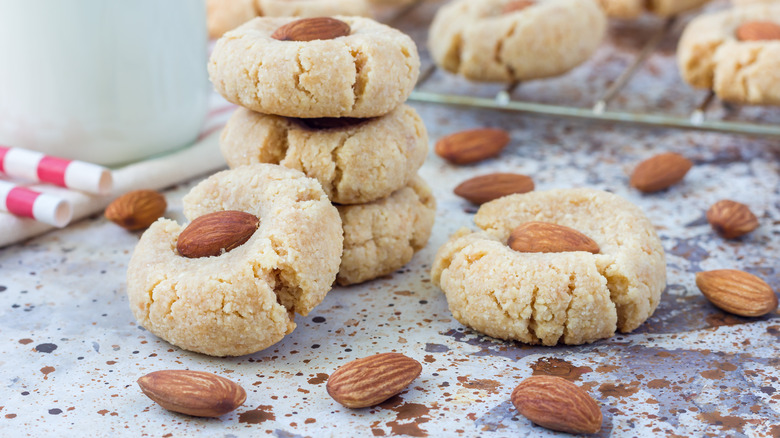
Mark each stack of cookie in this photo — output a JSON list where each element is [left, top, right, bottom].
[[209, 15, 435, 286]]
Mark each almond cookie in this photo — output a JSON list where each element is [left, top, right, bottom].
[[220, 105, 428, 205], [207, 0, 258, 38], [678, 4, 780, 105], [209, 16, 419, 118], [431, 188, 666, 346], [127, 164, 343, 356], [595, 0, 711, 19], [428, 0, 606, 82], [337, 176, 435, 286], [256, 0, 371, 17]]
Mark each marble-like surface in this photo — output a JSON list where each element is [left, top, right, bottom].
[[1, 1, 779, 436]]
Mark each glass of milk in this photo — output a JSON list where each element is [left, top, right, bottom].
[[0, 0, 209, 166]]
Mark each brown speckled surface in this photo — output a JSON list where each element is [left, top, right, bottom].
[[1, 0, 779, 436]]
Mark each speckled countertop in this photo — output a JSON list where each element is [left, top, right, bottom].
[[1, 1, 779, 437]]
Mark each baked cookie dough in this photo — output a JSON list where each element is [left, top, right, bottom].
[[428, 0, 606, 82], [678, 3, 780, 105], [127, 164, 343, 356], [256, 0, 371, 18], [207, 0, 258, 39], [431, 188, 666, 346], [209, 16, 419, 118], [220, 105, 428, 205], [595, 0, 711, 19], [337, 176, 436, 285]]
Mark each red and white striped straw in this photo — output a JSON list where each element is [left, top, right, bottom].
[[0, 146, 113, 195], [0, 180, 72, 227]]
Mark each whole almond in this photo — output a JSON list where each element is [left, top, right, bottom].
[[736, 21, 780, 41], [177, 210, 259, 258], [435, 128, 510, 165], [327, 353, 422, 408], [137, 370, 246, 417], [696, 269, 777, 317], [271, 17, 351, 42], [508, 222, 599, 254], [630, 152, 693, 193], [105, 189, 166, 231], [511, 375, 602, 434], [503, 0, 535, 13], [706, 200, 759, 239], [454, 173, 534, 205]]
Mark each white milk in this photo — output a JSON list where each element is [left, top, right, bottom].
[[0, 0, 209, 166]]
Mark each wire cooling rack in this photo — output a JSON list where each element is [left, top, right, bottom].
[[388, 1, 780, 139]]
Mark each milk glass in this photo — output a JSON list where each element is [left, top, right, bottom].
[[0, 0, 209, 166]]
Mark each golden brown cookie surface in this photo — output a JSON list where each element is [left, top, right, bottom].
[[431, 188, 666, 346], [126, 164, 343, 356]]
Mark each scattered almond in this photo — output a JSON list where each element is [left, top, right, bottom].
[[326, 353, 422, 408], [706, 200, 759, 239], [105, 189, 166, 230], [435, 128, 510, 165], [271, 17, 351, 42], [503, 0, 535, 14], [511, 375, 602, 434], [177, 210, 259, 258], [629, 152, 693, 193], [736, 21, 780, 41], [454, 173, 534, 205], [696, 269, 777, 317], [508, 222, 599, 254], [137, 370, 246, 417]]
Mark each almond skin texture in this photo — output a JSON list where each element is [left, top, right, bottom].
[[511, 376, 602, 434], [327, 353, 422, 408], [503, 0, 535, 13], [271, 17, 351, 42], [137, 370, 247, 417], [508, 222, 600, 254], [696, 270, 778, 317], [736, 21, 780, 41], [177, 210, 259, 258], [706, 200, 759, 239], [454, 173, 534, 205], [105, 189, 166, 231], [630, 152, 693, 193], [435, 128, 510, 165]]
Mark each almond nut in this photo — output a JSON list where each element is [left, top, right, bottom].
[[105, 189, 167, 230], [511, 375, 602, 434], [736, 21, 780, 41], [435, 128, 510, 165], [326, 353, 422, 408], [454, 173, 534, 205], [137, 370, 247, 417], [508, 222, 599, 254], [630, 152, 693, 193], [503, 0, 535, 13], [706, 200, 759, 239], [271, 17, 351, 42], [177, 210, 259, 258], [695, 269, 777, 317]]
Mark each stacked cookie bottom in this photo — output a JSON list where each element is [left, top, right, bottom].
[[211, 16, 435, 286], [219, 106, 435, 285]]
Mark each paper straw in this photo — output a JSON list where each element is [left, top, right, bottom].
[[0, 146, 113, 195], [0, 181, 72, 227]]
